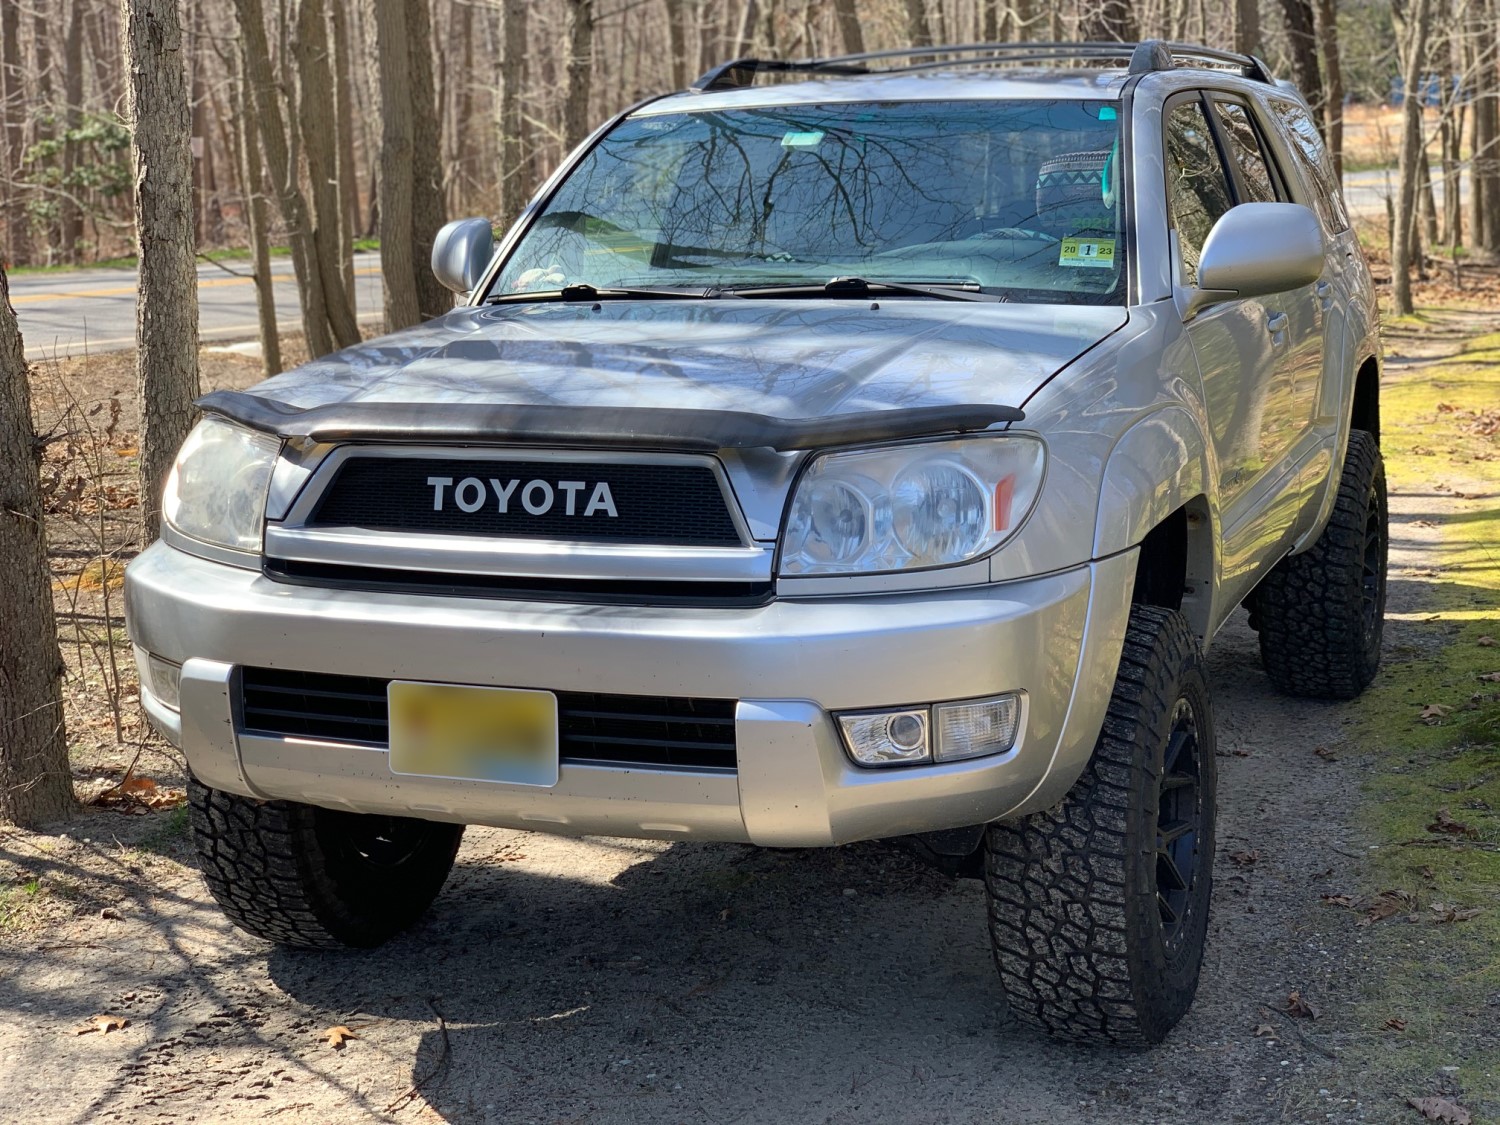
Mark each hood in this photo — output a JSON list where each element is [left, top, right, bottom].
[[236, 298, 1126, 433]]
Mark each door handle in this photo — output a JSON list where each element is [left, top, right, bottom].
[[1266, 312, 1289, 333]]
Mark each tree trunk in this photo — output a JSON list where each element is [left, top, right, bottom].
[[235, 39, 281, 376], [231, 0, 335, 357], [329, 0, 359, 301], [373, 0, 419, 329], [497, 0, 529, 223], [1, 0, 31, 266], [1471, 0, 1500, 256], [1082, 0, 1138, 40], [1234, 0, 1261, 56], [1312, 0, 1344, 180], [665, 0, 692, 86], [833, 0, 865, 52], [406, 0, 449, 320], [0, 267, 74, 827], [292, 0, 359, 347], [61, 0, 86, 263], [563, 0, 594, 151], [903, 0, 933, 46], [123, 0, 202, 539], [1391, 0, 1433, 315], [1277, 0, 1325, 143]]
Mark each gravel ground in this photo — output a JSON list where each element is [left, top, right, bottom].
[[0, 332, 1475, 1125]]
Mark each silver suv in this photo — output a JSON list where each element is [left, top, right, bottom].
[[125, 41, 1384, 1045]]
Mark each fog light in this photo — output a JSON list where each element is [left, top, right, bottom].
[[934, 694, 1020, 762], [838, 708, 931, 766], [145, 653, 182, 712]]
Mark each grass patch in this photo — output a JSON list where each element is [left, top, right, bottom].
[[137, 804, 191, 855], [1335, 328, 1500, 1119]]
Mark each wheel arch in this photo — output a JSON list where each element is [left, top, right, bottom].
[[1350, 355, 1380, 442]]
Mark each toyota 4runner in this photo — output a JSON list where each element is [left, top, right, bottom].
[[125, 40, 1385, 1045]]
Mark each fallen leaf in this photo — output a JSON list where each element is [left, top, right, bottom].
[[1284, 990, 1319, 1019], [1478, 636, 1497, 647], [1321, 893, 1356, 908], [99, 907, 121, 920], [1427, 809, 1479, 839], [1406, 1095, 1472, 1124], [1420, 866, 1436, 880], [1361, 889, 1416, 924], [1382, 1017, 1407, 1031], [323, 1025, 359, 1049], [1436, 402, 1459, 413], [1478, 672, 1500, 683], [1230, 849, 1259, 867], [74, 1014, 128, 1036], [90, 774, 187, 811], [1314, 745, 1339, 762], [1429, 903, 1483, 924], [1420, 704, 1454, 723], [718, 907, 730, 922], [1252, 1022, 1276, 1037]]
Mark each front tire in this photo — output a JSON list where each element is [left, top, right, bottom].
[[984, 606, 1216, 1045], [189, 779, 464, 949], [1254, 429, 1387, 699]]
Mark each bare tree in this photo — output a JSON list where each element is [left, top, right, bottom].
[[833, 0, 866, 52], [234, 38, 281, 375], [1313, 0, 1345, 179], [0, 268, 73, 827], [1234, 0, 1262, 55], [903, 0, 934, 46], [0, 0, 30, 265], [1083, 0, 1138, 40], [1391, 0, 1435, 314], [61, 0, 86, 262], [563, 0, 595, 151], [407, 0, 449, 320], [373, 0, 419, 329], [498, 0, 530, 222], [123, 0, 201, 539], [1278, 0, 1327, 142]]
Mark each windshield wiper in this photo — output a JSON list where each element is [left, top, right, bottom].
[[718, 276, 998, 302], [487, 282, 714, 304]]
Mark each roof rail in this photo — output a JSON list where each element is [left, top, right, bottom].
[[690, 39, 1274, 92]]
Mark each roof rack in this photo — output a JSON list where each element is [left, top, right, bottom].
[[690, 39, 1275, 92]]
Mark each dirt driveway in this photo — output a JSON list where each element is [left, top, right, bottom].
[[0, 341, 1478, 1124]]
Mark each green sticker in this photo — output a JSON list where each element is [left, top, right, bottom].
[[1059, 238, 1117, 269], [1098, 106, 1118, 121], [781, 130, 825, 147]]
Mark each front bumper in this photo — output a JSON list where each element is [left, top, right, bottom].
[[125, 544, 1135, 846]]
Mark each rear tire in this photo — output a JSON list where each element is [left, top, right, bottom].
[[984, 606, 1216, 1045], [189, 779, 464, 949], [1254, 429, 1387, 700]]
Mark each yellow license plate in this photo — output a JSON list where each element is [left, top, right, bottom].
[[388, 681, 558, 786]]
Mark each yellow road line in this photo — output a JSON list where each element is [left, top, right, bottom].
[[11, 266, 382, 304]]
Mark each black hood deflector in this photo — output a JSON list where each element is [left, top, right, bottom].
[[197, 389, 1023, 452]]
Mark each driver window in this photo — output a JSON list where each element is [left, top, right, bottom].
[[1164, 100, 1234, 287]]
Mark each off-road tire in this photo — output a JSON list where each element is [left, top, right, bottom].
[[984, 606, 1216, 1045], [1254, 429, 1387, 700], [189, 779, 464, 949]]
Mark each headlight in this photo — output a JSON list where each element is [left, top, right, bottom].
[[162, 416, 280, 553], [779, 435, 1044, 576]]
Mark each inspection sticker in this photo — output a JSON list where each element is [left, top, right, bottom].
[[1058, 238, 1116, 268], [781, 130, 825, 147]]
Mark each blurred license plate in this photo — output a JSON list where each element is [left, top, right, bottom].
[[387, 681, 558, 786]]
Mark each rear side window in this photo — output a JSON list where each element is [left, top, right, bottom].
[[1268, 99, 1349, 231], [1164, 100, 1235, 287], [1212, 101, 1279, 204]]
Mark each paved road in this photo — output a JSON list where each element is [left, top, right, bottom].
[[1343, 166, 1471, 218], [11, 251, 384, 361]]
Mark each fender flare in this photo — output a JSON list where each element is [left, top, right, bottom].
[[1092, 405, 1214, 560]]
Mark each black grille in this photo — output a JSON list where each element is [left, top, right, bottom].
[[239, 667, 737, 771], [307, 456, 742, 547]]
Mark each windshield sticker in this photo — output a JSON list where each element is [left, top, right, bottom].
[[1098, 106, 1118, 121], [1059, 238, 1116, 268], [781, 130, 825, 147]]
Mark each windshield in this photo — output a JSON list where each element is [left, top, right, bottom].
[[492, 99, 1127, 305]]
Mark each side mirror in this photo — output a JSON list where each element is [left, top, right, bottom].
[[431, 217, 496, 295], [1182, 202, 1324, 318]]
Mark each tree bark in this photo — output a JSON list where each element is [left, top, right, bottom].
[[1082, 0, 1138, 41], [1234, 0, 1262, 56], [1471, 0, 1500, 256], [373, 0, 419, 329], [123, 0, 201, 540], [61, 0, 86, 263], [0, 267, 74, 827], [292, 0, 359, 347], [1277, 0, 1325, 144], [832, 0, 865, 52], [1, 0, 31, 266], [1391, 0, 1433, 315], [903, 0, 933, 46], [406, 0, 449, 321], [1312, 0, 1344, 180], [231, 0, 335, 357], [235, 37, 281, 376], [497, 0, 529, 222], [563, 0, 594, 151], [329, 0, 360, 275]]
